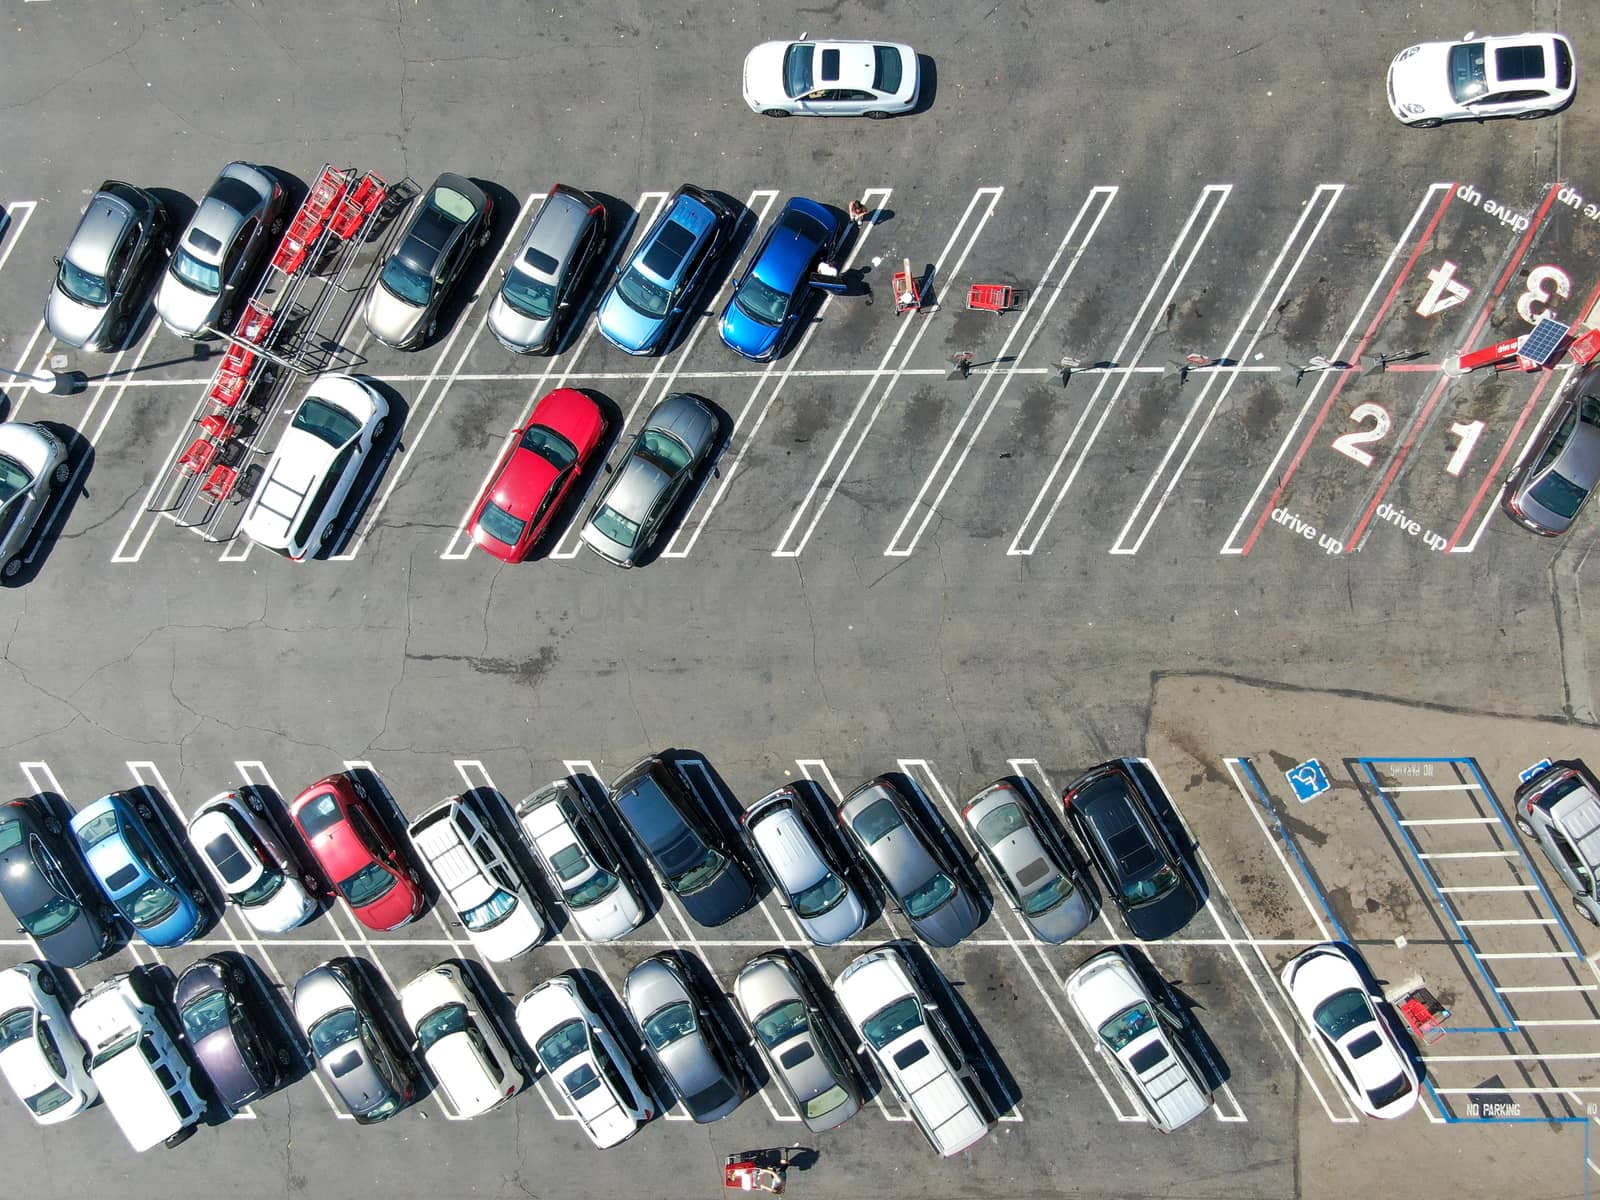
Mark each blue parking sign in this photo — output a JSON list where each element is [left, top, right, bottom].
[[1519, 758, 1552, 784], [1286, 758, 1331, 803]]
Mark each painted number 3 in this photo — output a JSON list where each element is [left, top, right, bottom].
[[1516, 264, 1571, 325]]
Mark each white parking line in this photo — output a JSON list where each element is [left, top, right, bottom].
[[1110, 184, 1342, 555], [1400, 817, 1500, 826], [3, 319, 49, 414], [1008, 184, 1230, 557], [1418, 850, 1517, 860], [438, 190, 661, 561], [1387, 783, 1483, 793], [1440, 885, 1539, 893], [774, 186, 1005, 558], [0, 201, 38, 274], [1498, 984, 1600, 993], [1224, 759, 1334, 943], [664, 187, 893, 560], [334, 191, 545, 561], [885, 186, 1117, 559], [1476, 952, 1581, 960], [1460, 919, 1560, 927]]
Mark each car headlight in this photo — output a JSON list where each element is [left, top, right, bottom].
[[1402, 103, 1425, 115], [1396, 45, 1420, 61]]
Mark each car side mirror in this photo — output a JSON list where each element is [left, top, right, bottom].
[[855, 1043, 868, 1055], [498, 267, 507, 279], [52, 256, 61, 268], [603, 462, 614, 474], [13, 926, 22, 936]]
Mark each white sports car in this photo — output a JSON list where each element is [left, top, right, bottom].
[[1387, 32, 1576, 127], [742, 38, 919, 118], [1280, 942, 1420, 1119]]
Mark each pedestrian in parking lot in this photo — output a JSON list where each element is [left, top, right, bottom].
[[848, 199, 871, 227]]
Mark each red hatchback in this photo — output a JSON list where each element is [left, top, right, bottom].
[[290, 773, 426, 932], [470, 388, 608, 561]]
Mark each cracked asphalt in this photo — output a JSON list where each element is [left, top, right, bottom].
[[0, 1, 1598, 1198]]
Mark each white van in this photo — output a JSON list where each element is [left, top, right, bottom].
[[70, 973, 205, 1151], [408, 795, 545, 960], [834, 945, 993, 1156], [240, 374, 388, 560]]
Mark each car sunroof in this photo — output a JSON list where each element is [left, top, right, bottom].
[[1495, 45, 1545, 81], [820, 48, 840, 81]]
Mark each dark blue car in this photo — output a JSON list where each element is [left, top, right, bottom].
[[596, 185, 733, 356], [719, 197, 841, 361]]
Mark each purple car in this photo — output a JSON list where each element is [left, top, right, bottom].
[[175, 954, 293, 1111]]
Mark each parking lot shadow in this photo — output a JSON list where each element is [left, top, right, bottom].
[[319, 377, 407, 560], [909, 55, 936, 116], [1123, 944, 1234, 1093], [898, 940, 1022, 1118], [1, 423, 92, 589]]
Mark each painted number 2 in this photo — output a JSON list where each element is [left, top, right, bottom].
[[1331, 403, 1391, 467], [1516, 264, 1571, 324]]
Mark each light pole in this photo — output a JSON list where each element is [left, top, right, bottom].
[[0, 363, 74, 395]]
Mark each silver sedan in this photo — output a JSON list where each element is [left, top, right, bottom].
[[0, 422, 70, 581], [579, 393, 718, 566], [961, 780, 1094, 943], [624, 952, 746, 1123], [156, 161, 285, 338], [293, 960, 417, 1124]]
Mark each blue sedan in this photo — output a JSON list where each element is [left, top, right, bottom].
[[71, 793, 204, 948], [597, 185, 733, 356], [719, 198, 842, 361]]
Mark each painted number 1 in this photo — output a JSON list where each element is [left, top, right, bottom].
[[1444, 419, 1485, 477]]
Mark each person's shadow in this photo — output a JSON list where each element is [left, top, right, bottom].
[[784, 1147, 820, 1171]]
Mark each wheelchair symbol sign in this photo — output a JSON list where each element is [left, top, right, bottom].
[[1286, 759, 1331, 803], [1519, 759, 1553, 784]]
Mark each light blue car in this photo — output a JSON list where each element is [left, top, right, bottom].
[[71, 792, 205, 948], [596, 185, 733, 356]]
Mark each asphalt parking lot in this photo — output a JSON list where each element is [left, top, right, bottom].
[[1, 2, 1599, 1198]]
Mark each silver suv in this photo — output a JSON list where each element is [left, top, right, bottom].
[[1514, 760, 1600, 924]]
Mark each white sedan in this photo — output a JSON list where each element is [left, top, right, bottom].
[[1387, 32, 1576, 127], [742, 38, 919, 118], [1280, 942, 1420, 1119], [0, 962, 96, 1124]]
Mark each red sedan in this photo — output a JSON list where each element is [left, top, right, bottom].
[[289, 773, 425, 932], [470, 388, 608, 561]]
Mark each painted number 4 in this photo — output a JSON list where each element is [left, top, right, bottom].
[[1417, 261, 1472, 318]]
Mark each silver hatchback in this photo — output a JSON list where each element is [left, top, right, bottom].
[[156, 161, 285, 338], [489, 183, 608, 354], [962, 779, 1094, 944], [624, 952, 747, 1123], [733, 951, 862, 1133], [1501, 372, 1600, 535], [0, 422, 70, 581]]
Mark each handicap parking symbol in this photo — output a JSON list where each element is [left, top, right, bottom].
[[1286, 758, 1331, 804], [1519, 758, 1553, 784]]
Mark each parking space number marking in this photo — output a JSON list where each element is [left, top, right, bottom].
[[1443, 419, 1486, 477], [1416, 261, 1471, 318], [1515, 264, 1571, 325], [1331, 402, 1392, 468]]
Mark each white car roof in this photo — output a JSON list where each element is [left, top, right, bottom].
[[517, 980, 639, 1146]]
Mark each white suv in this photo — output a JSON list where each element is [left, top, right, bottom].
[[240, 374, 387, 560], [70, 973, 205, 1151], [399, 962, 526, 1118], [834, 945, 992, 1157], [408, 795, 545, 960], [515, 780, 645, 941]]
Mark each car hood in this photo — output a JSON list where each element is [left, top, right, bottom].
[[1027, 883, 1095, 943], [246, 877, 317, 933], [1388, 43, 1456, 115], [471, 901, 544, 959], [1122, 871, 1201, 940], [45, 286, 110, 349], [365, 282, 426, 347], [353, 873, 418, 930], [804, 887, 866, 944], [572, 876, 644, 939], [488, 292, 554, 353], [39, 910, 108, 968], [155, 268, 218, 336], [677, 860, 753, 926], [0, 423, 61, 479], [596, 288, 665, 354], [720, 301, 782, 360], [742, 41, 792, 106], [908, 884, 981, 948]]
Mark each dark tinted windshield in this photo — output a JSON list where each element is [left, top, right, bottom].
[[58, 258, 109, 306], [292, 397, 362, 449], [783, 43, 815, 98], [338, 862, 397, 908], [1449, 42, 1488, 102]]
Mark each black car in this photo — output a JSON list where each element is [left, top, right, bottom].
[[45, 181, 170, 351], [607, 756, 755, 927], [1062, 759, 1202, 941], [176, 953, 292, 1110], [0, 796, 116, 967], [364, 172, 494, 349]]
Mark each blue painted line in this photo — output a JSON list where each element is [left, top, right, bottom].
[[1360, 757, 1519, 1031], [1234, 757, 1348, 941]]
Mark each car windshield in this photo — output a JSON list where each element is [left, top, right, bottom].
[[74, 811, 121, 848], [126, 878, 181, 928], [416, 1002, 467, 1052], [58, 258, 109, 306], [476, 501, 526, 548], [669, 844, 727, 895], [852, 797, 903, 844], [309, 1008, 361, 1060], [783, 43, 816, 98], [180, 990, 232, 1043], [1368, 1074, 1412, 1109], [0, 458, 28, 504], [1022, 872, 1076, 915], [92, 1030, 138, 1068], [1529, 470, 1590, 519], [1125, 864, 1180, 906], [291, 397, 362, 449], [753, 999, 807, 1049], [19, 892, 80, 939], [26, 1081, 73, 1117], [536, 1018, 588, 1072], [296, 793, 343, 838], [637, 428, 692, 474], [171, 246, 221, 295], [1099, 1001, 1154, 1052], [1313, 988, 1374, 1040], [521, 424, 579, 470], [1448, 42, 1489, 102], [805, 1083, 850, 1120], [903, 871, 956, 919], [589, 504, 640, 549], [0, 1008, 32, 1051], [0, 818, 20, 852], [734, 275, 791, 326], [501, 267, 558, 320], [872, 46, 904, 93], [565, 866, 620, 909], [616, 265, 672, 318], [792, 870, 847, 919], [461, 888, 519, 932], [338, 861, 397, 908], [861, 994, 922, 1049], [379, 256, 433, 307], [235, 868, 284, 908], [642, 1000, 696, 1049]]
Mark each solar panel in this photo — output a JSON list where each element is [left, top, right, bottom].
[[1520, 317, 1570, 367]]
